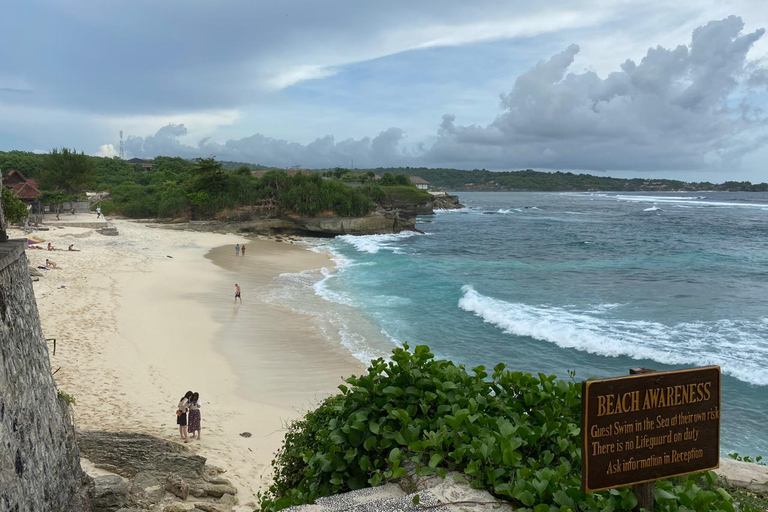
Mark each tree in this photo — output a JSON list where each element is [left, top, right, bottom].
[[40, 190, 68, 220], [39, 148, 97, 194], [190, 157, 227, 194], [394, 174, 411, 186], [1, 186, 29, 225], [380, 173, 397, 186]]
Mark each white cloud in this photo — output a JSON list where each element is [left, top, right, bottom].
[[96, 143, 117, 157]]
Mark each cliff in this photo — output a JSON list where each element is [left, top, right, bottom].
[[175, 193, 463, 237], [0, 240, 92, 511]]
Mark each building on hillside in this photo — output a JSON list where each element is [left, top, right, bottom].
[[3, 170, 41, 202], [409, 175, 429, 190], [127, 158, 155, 171]]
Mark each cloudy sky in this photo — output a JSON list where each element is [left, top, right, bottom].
[[2, 1, 767, 181]]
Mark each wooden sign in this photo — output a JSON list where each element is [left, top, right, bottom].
[[582, 367, 721, 493]]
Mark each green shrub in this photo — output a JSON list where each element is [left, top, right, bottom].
[[258, 344, 737, 512]]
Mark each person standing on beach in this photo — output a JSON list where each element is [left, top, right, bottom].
[[234, 283, 241, 303], [235, 243, 240, 257], [241, 244, 246, 257], [177, 391, 193, 443], [187, 392, 202, 440]]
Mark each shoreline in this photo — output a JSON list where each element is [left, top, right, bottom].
[[12, 220, 364, 510]]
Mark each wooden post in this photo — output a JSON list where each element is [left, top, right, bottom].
[[630, 367, 656, 512]]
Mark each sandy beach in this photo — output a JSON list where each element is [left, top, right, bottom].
[[11, 219, 364, 510]]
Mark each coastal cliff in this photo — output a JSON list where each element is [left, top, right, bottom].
[[0, 240, 92, 511], [170, 193, 463, 236]]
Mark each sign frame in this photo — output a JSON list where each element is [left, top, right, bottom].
[[582, 366, 721, 493]]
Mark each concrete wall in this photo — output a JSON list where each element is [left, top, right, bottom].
[[0, 240, 91, 512]]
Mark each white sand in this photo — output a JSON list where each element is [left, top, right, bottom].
[[13, 220, 364, 510]]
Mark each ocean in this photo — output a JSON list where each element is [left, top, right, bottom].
[[263, 191, 768, 457]]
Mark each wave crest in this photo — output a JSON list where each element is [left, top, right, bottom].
[[458, 285, 768, 386]]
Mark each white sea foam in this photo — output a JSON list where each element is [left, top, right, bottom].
[[337, 231, 421, 254], [458, 285, 768, 386], [643, 206, 662, 212], [434, 207, 474, 213], [614, 195, 768, 208]]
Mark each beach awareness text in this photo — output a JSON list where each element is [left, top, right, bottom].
[[596, 382, 712, 417]]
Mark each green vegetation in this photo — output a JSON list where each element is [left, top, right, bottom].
[[2, 151, 391, 219], [1, 187, 29, 224], [39, 148, 97, 194], [362, 168, 768, 192], [728, 486, 768, 511], [57, 390, 76, 405], [258, 344, 747, 512], [727, 453, 765, 466], [379, 185, 431, 203]]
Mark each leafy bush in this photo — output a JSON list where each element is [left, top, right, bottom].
[[1, 187, 29, 224], [258, 344, 738, 512]]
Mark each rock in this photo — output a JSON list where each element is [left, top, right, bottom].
[[163, 504, 196, 512], [165, 473, 190, 500], [189, 486, 208, 498], [239, 432, 251, 438], [193, 504, 227, 512], [199, 482, 237, 498], [219, 493, 238, 506], [716, 457, 768, 493], [92, 474, 130, 512], [116, 509, 147, 512], [129, 471, 166, 506], [78, 431, 207, 480]]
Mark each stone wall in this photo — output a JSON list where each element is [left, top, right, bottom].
[[0, 240, 91, 512]]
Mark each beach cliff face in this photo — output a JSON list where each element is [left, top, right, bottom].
[[0, 241, 92, 511], [175, 194, 464, 237]]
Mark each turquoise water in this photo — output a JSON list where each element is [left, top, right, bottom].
[[267, 192, 768, 456]]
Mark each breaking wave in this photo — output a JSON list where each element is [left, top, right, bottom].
[[457, 285, 768, 386]]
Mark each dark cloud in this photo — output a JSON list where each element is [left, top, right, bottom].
[[124, 17, 768, 172]]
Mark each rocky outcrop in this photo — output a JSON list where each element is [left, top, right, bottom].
[[78, 431, 206, 480], [78, 431, 238, 510], [0, 240, 93, 512], [429, 194, 464, 210], [170, 209, 417, 237], [92, 475, 130, 512], [286, 470, 511, 512], [716, 457, 768, 493]]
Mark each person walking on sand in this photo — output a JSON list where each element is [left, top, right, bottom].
[[234, 283, 241, 303], [241, 244, 246, 257], [187, 392, 202, 440], [177, 391, 193, 443], [235, 243, 240, 257]]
